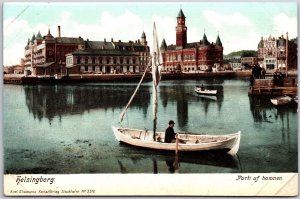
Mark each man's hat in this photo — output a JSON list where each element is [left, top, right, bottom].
[[168, 120, 175, 124]]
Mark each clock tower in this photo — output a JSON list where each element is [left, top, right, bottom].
[[176, 9, 187, 48]]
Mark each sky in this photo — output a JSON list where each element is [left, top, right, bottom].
[[2, 2, 298, 66]]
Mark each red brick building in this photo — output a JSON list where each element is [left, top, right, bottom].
[[24, 26, 150, 77], [24, 26, 85, 77], [160, 9, 223, 72]]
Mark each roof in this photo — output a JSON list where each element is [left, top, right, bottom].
[[160, 39, 167, 50], [36, 62, 55, 68], [278, 36, 286, 47], [177, 9, 185, 18], [31, 34, 36, 43], [216, 35, 222, 46], [165, 42, 198, 50], [36, 31, 43, 40], [55, 37, 85, 44], [86, 41, 114, 49], [69, 49, 140, 56], [201, 33, 210, 46], [84, 40, 148, 53], [258, 37, 264, 48], [141, 31, 146, 38], [185, 42, 198, 48]]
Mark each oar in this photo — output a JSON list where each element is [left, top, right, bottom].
[[174, 134, 180, 172], [175, 133, 179, 155]]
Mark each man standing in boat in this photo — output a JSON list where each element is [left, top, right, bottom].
[[165, 120, 176, 143]]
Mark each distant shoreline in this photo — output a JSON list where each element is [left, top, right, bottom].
[[3, 71, 297, 85]]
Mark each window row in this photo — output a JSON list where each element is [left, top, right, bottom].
[[75, 56, 141, 65], [165, 54, 195, 62], [79, 65, 145, 73]]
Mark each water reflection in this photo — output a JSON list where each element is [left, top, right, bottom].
[[159, 84, 224, 129], [194, 93, 224, 115], [249, 95, 297, 123], [24, 83, 225, 128], [117, 143, 240, 173], [24, 84, 151, 123], [248, 95, 297, 151]]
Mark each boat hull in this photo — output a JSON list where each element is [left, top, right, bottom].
[[112, 126, 241, 155], [195, 88, 217, 95], [270, 95, 292, 106]]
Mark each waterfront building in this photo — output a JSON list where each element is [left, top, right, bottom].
[[24, 26, 85, 77], [160, 9, 223, 73], [3, 66, 14, 74], [257, 33, 297, 71], [3, 65, 25, 74], [241, 57, 258, 67], [65, 33, 150, 74], [229, 58, 242, 71], [24, 26, 150, 77]]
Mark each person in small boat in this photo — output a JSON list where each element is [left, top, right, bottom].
[[164, 120, 176, 143], [200, 84, 205, 91]]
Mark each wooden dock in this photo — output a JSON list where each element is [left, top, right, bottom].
[[248, 79, 298, 96]]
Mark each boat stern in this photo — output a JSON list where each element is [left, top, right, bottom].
[[227, 131, 241, 155]]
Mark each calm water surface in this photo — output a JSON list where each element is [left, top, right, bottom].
[[3, 78, 298, 173]]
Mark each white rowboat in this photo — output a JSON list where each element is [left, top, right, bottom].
[[113, 127, 241, 155], [195, 87, 218, 95], [270, 95, 292, 106]]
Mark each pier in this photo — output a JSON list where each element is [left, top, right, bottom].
[[4, 71, 251, 84], [3, 73, 152, 84], [248, 78, 298, 96]]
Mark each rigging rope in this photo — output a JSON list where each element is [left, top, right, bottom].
[[119, 63, 150, 123], [5, 5, 30, 30]]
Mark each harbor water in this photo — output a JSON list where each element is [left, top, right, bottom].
[[3, 78, 298, 174]]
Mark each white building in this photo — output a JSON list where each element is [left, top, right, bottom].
[[257, 34, 288, 70]]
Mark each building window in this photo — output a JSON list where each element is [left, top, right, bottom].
[[85, 58, 88, 64], [92, 58, 95, 64], [77, 57, 81, 64], [177, 54, 181, 61]]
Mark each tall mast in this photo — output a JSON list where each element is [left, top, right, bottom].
[[152, 22, 161, 141], [285, 32, 288, 77]]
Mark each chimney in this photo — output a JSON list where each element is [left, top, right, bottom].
[[58, 25, 61, 37], [111, 38, 113, 42]]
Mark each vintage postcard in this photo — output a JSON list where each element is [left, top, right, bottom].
[[2, 1, 298, 196]]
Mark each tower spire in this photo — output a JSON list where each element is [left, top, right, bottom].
[[176, 8, 187, 48]]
